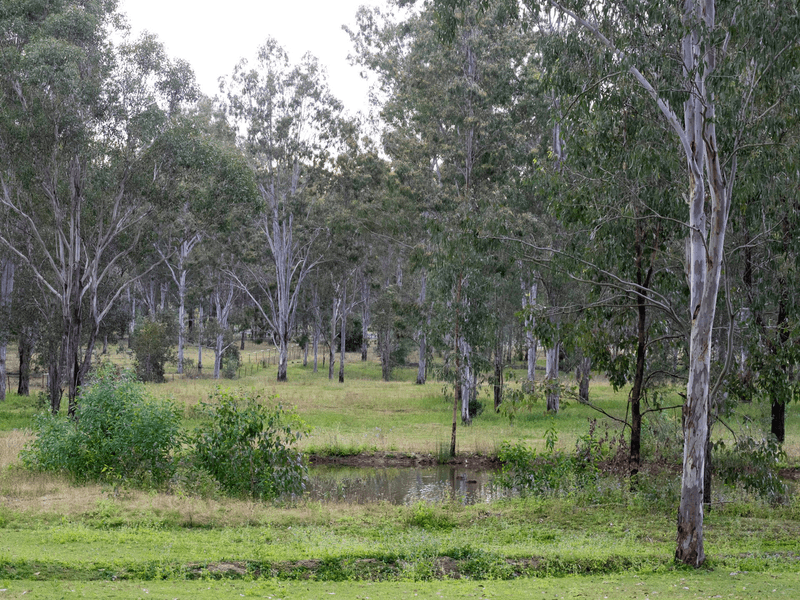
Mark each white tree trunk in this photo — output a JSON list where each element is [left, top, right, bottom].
[[213, 280, 235, 380], [545, 343, 560, 413], [522, 277, 538, 388], [416, 271, 428, 385], [0, 258, 14, 402]]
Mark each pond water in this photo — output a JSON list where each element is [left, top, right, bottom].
[[306, 464, 508, 505]]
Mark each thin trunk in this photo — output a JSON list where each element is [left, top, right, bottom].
[[576, 357, 591, 404], [494, 338, 503, 412], [17, 326, 34, 396], [361, 277, 370, 361], [522, 278, 538, 391], [450, 275, 462, 457], [339, 289, 347, 383], [416, 272, 428, 385], [545, 343, 560, 413], [329, 295, 340, 381], [0, 259, 13, 402], [197, 304, 204, 374], [312, 286, 320, 373], [460, 337, 472, 425]]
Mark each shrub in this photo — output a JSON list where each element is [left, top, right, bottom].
[[221, 345, 240, 379], [132, 316, 176, 383], [191, 390, 310, 500], [21, 366, 181, 485], [714, 433, 787, 502]]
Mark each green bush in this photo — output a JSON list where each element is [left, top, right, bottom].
[[21, 366, 181, 485], [191, 390, 310, 500], [132, 316, 176, 383], [714, 434, 788, 502]]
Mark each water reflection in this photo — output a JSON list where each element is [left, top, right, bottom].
[[307, 464, 508, 505]]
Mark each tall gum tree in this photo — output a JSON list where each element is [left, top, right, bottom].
[[223, 39, 342, 382]]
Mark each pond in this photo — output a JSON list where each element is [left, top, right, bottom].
[[306, 464, 508, 505]]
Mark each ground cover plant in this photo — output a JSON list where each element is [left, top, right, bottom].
[[0, 355, 798, 599]]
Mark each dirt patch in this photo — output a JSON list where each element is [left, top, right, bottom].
[[189, 561, 250, 576], [433, 556, 461, 579], [309, 451, 501, 469], [780, 467, 800, 481]]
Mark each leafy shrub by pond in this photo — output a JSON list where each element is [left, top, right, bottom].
[[190, 390, 310, 500], [21, 366, 181, 485]]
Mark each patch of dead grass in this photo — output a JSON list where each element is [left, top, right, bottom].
[[0, 429, 31, 469]]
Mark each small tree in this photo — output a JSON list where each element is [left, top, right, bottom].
[[132, 316, 176, 383]]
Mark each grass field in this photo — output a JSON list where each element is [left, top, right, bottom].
[[1, 345, 799, 598]]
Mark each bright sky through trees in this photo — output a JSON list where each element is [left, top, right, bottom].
[[119, 0, 383, 114]]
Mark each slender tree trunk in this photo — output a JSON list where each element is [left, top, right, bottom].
[[545, 343, 560, 413], [197, 304, 204, 374], [522, 278, 538, 391], [450, 275, 462, 457], [17, 326, 34, 396], [0, 258, 13, 402], [328, 295, 339, 381], [416, 272, 428, 385], [361, 276, 370, 361], [460, 337, 472, 425], [339, 290, 347, 383], [494, 338, 504, 412], [576, 357, 591, 404]]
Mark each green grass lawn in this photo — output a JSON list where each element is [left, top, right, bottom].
[[1, 349, 798, 598]]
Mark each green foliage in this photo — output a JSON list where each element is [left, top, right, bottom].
[[191, 390, 310, 500], [714, 434, 788, 502], [495, 435, 573, 496], [132, 316, 176, 383], [21, 366, 181, 485], [407, 502, 457, 531], [221, 345, 240, 379]]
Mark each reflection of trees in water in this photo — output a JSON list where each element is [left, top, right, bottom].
[[307, 465, 506, 505]]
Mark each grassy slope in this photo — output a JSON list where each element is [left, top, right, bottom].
[[1, 348, 799, 598]]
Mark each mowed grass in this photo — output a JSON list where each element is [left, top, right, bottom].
[[1, 344, 799, 598]]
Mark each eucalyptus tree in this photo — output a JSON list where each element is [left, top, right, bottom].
[[0, 2, 199, 414], [223, 39, 343, 382]]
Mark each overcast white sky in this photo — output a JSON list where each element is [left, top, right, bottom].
[[119, 0, 385, 116]]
